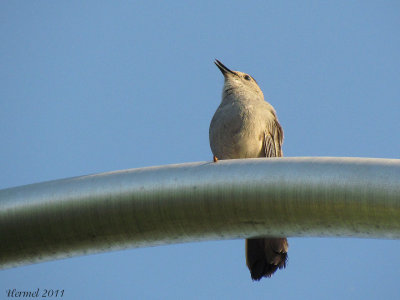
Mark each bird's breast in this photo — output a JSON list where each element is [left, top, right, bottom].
[[209, 101, 272, 159]]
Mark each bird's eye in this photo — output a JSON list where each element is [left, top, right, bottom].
[[244, 75, 251, 81]]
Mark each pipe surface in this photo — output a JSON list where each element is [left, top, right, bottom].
[[1, 157, 400, 269]]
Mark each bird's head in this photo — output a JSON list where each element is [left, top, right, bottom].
[[214, 59, 264, 101]]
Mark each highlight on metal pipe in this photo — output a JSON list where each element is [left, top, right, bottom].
[[1, 157, 400, 269]]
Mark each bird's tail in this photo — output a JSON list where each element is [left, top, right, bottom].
[[245, 237, 288, 281]]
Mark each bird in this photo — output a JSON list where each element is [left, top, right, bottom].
[[209, 59, 288, 281]]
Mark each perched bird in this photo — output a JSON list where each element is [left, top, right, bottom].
[[209, 59, 288, 281]]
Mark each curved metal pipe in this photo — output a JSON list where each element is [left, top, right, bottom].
[[1, 157, 400, 269]]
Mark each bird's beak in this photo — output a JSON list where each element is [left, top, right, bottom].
[[214, 59, 236, 76]]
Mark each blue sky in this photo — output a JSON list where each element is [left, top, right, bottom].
[[1, 1, 399, 299]]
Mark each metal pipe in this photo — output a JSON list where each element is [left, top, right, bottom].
[[1, 157, 400, 269]]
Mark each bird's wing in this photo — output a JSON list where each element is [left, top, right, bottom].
[[263, 120, 284, 158]]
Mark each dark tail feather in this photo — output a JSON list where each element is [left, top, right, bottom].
[[245, 238, 288, 281]]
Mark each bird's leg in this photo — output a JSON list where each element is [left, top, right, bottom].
[[213, 155, 219, 163]]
